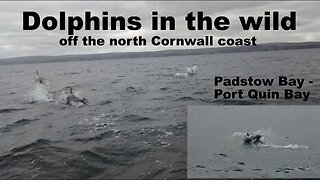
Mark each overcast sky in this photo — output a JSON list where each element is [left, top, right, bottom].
[[0, 1, 319, 59]]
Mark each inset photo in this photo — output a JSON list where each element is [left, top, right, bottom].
[[188, 106, 320, 178]]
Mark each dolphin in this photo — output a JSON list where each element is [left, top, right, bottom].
[[186, 65, 197, 75], [35, 70, 46, 85], [243, 133, 263, 145], [66, 87, 88, 106]]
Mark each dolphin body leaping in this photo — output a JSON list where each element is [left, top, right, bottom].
[[66, 87, 88, 106], [243, 133, 263, 145], [35, 70, 46, 85], [186, 65, 197, 75], [175, 65, 197, 78]]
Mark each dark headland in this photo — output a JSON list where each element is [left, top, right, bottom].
[[1, 41, 320, 65]]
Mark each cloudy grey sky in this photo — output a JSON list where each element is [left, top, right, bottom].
[[0, 1, 319, 59]]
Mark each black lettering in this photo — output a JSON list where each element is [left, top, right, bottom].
[[239, 16, 263, 30], [214, 16, 229, 30], [23, 11, 40, 30], [68, 16, 83, 35], [85, 11, 100, 30], [111, 16, 126, 30], [127, 16, 141, 30], [198, 12, 212, 30], [281, 11, 296, 30], [42, 16, 58, 30]]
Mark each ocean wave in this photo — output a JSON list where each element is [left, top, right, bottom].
[[74, 130, 120, 142], [176, 96, 196, 101], [124, 114, 155, 122], [213, 99, 264, 105], [97, 100, 113, 105], [125, 86, 145, 94], [0, 118, 39, 133], [0, 108, 27, 114], [192, 91, 208, 95], [160, 87, 169, 91], [9, 139, 52, 153]]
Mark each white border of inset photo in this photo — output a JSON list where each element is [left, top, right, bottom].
[[188, 105, 320, 178]]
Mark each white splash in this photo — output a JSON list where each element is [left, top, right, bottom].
[[56, 91, 68, 104], [69, 101, 86, 107], [232, 132, 246, 137], [233, 128, 308, 150], [27, 83, 54, 103], [261, 144, 309, 150], [187, 65, 197, 75], [232, 128, 271, 138], [175, 65, 197, 77], [174, 72, 188, 78]]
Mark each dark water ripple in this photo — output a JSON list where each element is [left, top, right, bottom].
[[0, 108, 27, 114], [0, 122, 186, 179], [0, 118, 39, 133], [97, 100, 113, 105]]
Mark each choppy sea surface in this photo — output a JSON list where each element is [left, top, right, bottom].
[[0, 48, 320, 178]]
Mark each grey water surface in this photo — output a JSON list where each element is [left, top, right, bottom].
[[0, 48, 320, 178]]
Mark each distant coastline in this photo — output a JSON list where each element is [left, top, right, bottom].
[[1, 41, 320, 65]]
